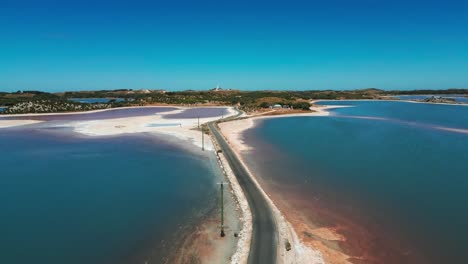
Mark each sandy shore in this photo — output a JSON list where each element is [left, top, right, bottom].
[[0, 119, 44, 128]]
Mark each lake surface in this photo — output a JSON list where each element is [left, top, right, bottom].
[[0, 107, 178, 121], [68, 98, 125, 103], [162, 107, 230, 119], [0, 107, 229, 121], [243, 101, 468, 263], [0, 127, 222, 264]]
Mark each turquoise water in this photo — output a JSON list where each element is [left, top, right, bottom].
[[245, 101, 468, 263], [318, 100, 468, 129], [0, 128, 221, 264]]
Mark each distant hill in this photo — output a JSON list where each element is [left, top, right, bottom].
[[2, 88, 467, 114], [357, 88, 385, 93], [388, 89, 468, 95]]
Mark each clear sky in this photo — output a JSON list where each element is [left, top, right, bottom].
[[1, 0, 467, 92]]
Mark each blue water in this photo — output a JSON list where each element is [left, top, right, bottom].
[[245, 101, 468, 263], [68, 98, 125, 103], [0, 128, 221, 264], [317, 100, 468, 130], [392, 94, 468, 103]]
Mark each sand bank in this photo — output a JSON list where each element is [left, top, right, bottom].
[[0, 119, 43, 128], [70, 107, 236, 150]]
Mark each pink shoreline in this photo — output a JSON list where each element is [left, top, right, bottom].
[[312, 98, 468, 106], [0, 105, 233, 117]]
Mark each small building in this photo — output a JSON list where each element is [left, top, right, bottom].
[[273, 104, 282, 109], [211, 84, 223, 91]]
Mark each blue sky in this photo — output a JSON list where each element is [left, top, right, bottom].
[[1, 0, 467, 92]]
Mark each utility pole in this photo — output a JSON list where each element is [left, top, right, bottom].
[[201, 128, 204, 151], [218, 182, 226, 237], [198, 116, 200, 129]]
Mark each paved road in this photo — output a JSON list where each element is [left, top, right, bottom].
[[208, 114, 278, 264]]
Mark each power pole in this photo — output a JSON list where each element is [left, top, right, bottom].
[[198, 116, 200, 129], [201, 128, 204, 151], [219, 182, 226, 237]]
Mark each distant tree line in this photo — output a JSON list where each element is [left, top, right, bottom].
[[386, 89, 468, 95], [1, 88, 466, 114]]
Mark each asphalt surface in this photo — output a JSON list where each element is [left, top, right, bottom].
[[208, 115, 278, 264]]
